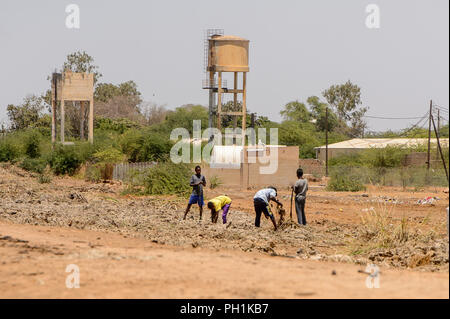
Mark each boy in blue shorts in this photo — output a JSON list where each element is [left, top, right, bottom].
[[183, 166, 206, 220]]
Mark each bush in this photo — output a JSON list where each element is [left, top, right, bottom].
[[327, 169, 366, 192], [47, 145, 82, 175], [141, 161, 192, 195], [140, 134, 173, 161], [19, 157, 47, 174], [209, 175, 222, 189], [0, 141, 20, 162], [93, 147, 126, 163], [119, 129, 172, 162], [37, 172, 52, 184], [85, 164, 102, 182], [24, 130, 42, 158], [95, 117, 141, 134]]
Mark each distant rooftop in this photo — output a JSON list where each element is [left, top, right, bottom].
[[315, 138, 449, 150]]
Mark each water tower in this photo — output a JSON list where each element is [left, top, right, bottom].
[[203, 30, 249, 143], [51, 71, 94, 144]]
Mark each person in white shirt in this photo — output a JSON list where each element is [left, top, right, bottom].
[[253, 186, 283, 231]]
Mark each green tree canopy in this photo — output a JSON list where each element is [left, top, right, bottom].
[[322, 80, 368, 137], [6, 95, 46, 130], [164, 104, 209, 134], [280, 100, 311, 123], [94, 81, 142, 104], [307, 96, 339, 132], [62, 51, 102, 83]]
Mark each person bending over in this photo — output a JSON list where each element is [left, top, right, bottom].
[[207, 195, 232, 224], [253, 186, 282, 231]]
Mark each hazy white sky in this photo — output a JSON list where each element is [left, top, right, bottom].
[[0, 0, 448, 131]]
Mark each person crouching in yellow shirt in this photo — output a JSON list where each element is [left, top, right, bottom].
[[207, 195, 232, 224]]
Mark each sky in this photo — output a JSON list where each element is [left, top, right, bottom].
[[0, 0, 448, 132]]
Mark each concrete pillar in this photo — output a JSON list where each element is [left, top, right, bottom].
[[80, 101, 85, 140], [217, 72, 222, 130], [60, 100, 65, 143], [88, 99, 94, 143], [51, 100, 56, 144]]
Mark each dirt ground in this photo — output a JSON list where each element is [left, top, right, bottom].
[[0, 164, 449, 298]]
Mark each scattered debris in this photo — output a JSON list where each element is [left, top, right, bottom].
[[417, 197, 439, 205]]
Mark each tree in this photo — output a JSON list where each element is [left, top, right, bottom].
[[62, 51, 102, 83], [139, 102, 168, 126], [280, 101, 311, 123], [278, 121, 319, 158], [221, 101, 242, 128], [6, 95, 45, 130], [164, 104, 209, 134], [322, 80, 368, 137], [94, 81, 144, 123], [94, 81, 142, 104], [95, 95, 145, 123], [307, 96, 339, 132]]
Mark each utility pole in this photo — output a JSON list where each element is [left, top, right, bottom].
[[436, 109, 440, 160], [325, 107, 329, 177], [427, 100, 432, 171], [431, 114, 449, 183]]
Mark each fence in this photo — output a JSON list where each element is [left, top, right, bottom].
[[112, 161, 156, 181]]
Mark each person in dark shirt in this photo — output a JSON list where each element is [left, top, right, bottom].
[[183, 166, 206, 220]]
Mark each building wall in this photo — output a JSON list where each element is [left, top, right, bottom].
[[202, 146, 299, 189], [298, 158, 325, 176]]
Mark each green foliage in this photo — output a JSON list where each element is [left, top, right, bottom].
[[327, 169, 366, 192], [94, 81, 142, 103], [439, 124, 449, 138], [24, 130, 42, 158], [361, 146, 410, 168], [93, 147, 126, 163], [47, 145, 82, 175], [141, 161, 192, 195], [329, 146, 429, 169], [322, 80, 368, 137], [95, 117, 141, 134], [7, 95, 45, 131], [280, 101, 311, 123], [164, 105, 209, 134], [329, 153, 364, 167], [0, 140, 20, 162], [307, 96, 339, 132], [63, 51, 102, 83], [119, 129, 173, 162], [19, 157, 47, 174], [278, 121, 319, 158], [85, 164, 102, 183], [37, 172, 52, 184]]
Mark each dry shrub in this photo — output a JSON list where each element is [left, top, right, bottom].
[[95, 95, 145, 124], [360, 204, 410, 248], [139, 102, 168, 125]]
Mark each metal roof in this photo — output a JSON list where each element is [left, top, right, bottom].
[[315, 138, 449, 150]]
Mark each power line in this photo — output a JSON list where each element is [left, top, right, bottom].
[[435, 106, 449, 111], [363, 115, 426, 120]]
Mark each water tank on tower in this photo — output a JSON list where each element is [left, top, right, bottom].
[[208, 35, 249, 72]]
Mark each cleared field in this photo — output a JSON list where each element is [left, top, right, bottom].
[[0, 164, 448, 298]]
